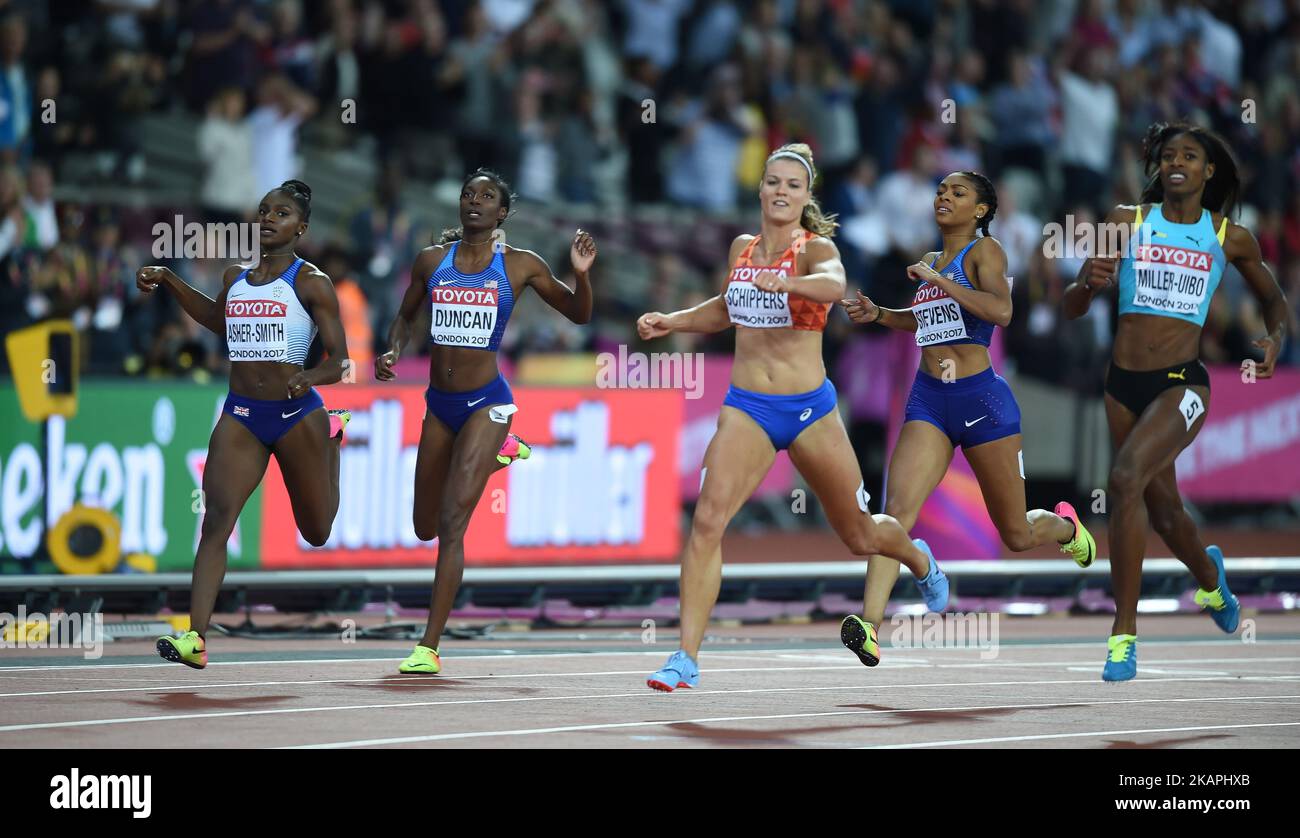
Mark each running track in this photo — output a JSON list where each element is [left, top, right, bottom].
[[2, 614, 1297, 748]]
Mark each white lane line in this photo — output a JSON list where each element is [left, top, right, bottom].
[[859, 721, 1300, 749], [4, 676, 1298, 735], [0, 666, 871, 698], [4, 638, 1299, 672], [2, 656, 1297, 699], [285, 694, 1300, 749]]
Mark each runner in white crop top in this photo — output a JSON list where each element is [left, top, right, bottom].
[[136, 180, 351, 669]]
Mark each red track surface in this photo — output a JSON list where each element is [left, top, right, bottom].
[[3, 614, 1298, 748]]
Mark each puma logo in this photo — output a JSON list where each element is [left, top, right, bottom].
[[1167, 369, 1187, 381]]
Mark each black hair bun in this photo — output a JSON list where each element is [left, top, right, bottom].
[[281, 179, 312, 201]]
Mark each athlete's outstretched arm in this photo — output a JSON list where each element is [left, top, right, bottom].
[[638, 295, 730, 338], [136, 264, 240, 334], [1064, 205, 1135, 320], [520, 229, 596, 324], [755, 237, 846, 303], [1226, 222, 1289, 378], [376, 246, 440, 381], [840, 291, 918, 332], [638, 234, 750, 338], [909, 237, 1013, 326], [287, 266, 351, 397]]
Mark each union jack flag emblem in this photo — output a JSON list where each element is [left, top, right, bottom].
[[233, 405, 250, 417]]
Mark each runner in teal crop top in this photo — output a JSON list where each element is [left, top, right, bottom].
[[1062, 122, 1289, 683]]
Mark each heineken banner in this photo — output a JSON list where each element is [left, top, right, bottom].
[[0, 382, 681, 570]]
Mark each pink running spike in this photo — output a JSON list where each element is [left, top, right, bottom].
[[498, 434, 521, 458], [328, 410, 350, 443]]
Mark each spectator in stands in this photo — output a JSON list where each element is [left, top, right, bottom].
[[665, 63, 757, 212], [988, 51, 1056, 176], [186, 0, 269, 110], [21, 159, 56, 251], [31, 203, 90, 327], [344, 158, 416, 338], [619, 0, 691, 72], [248, 72, 316, 196], [264, 0, 317, 93], [315, 6, 362, 148], [0, 165, 26, 261], [319, 245, 373, 382], [85, 207, 137, 372], [1057, 46, 1119, 214], [197, 87, 258, 222], [618, 56, 667, 204], [442, 2, 511, 173], [868, 143, 941, 305], [0, 14, 31, 164]]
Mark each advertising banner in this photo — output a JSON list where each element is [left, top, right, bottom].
[[1176, 367, 1300, 502]]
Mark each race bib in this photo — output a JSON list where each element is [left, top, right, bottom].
[[911, 283, 967, 346], [225, 298, 289, 361], [1130, 243, 1212, 316], [1179, 388, 1205, 430], [725, 265, 793, 328], [431, 286, 498, 348]]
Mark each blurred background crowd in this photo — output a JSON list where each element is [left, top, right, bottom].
[[0, 0, 1297, 389]]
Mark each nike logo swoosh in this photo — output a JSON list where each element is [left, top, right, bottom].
[[281, 408, 303, 418], [964, 416, 987, 427], [467, 397, 486, 407], [438, 279, 456, 286]]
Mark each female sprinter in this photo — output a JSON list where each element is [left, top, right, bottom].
[[377, 169, 595, 675], [1064, 123, 1288, 680], [138, 179, 351, 668], [636, 144, 947, 692], [839, 171, 1096, 668]]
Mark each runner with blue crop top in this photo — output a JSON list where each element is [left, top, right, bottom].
[[137, 180, 352, 669], [377, 169, 596, 675], [1064, 123, 1289, 681], [840, 171, 1096, 669]]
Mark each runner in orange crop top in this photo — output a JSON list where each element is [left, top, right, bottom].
[[636, 144, 947, 691]]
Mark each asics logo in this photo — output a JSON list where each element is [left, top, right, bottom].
[[282, 408, 303, 418], [799, 408, 813, 421], [965, 415, 987, 427], [467, 397, 486, 407], [1187, 235, 1202, 246]]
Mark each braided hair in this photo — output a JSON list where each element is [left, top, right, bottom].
[[954, 171, 997, 237], [275, 179, 312, 221], [439, 168, 517, 245]]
